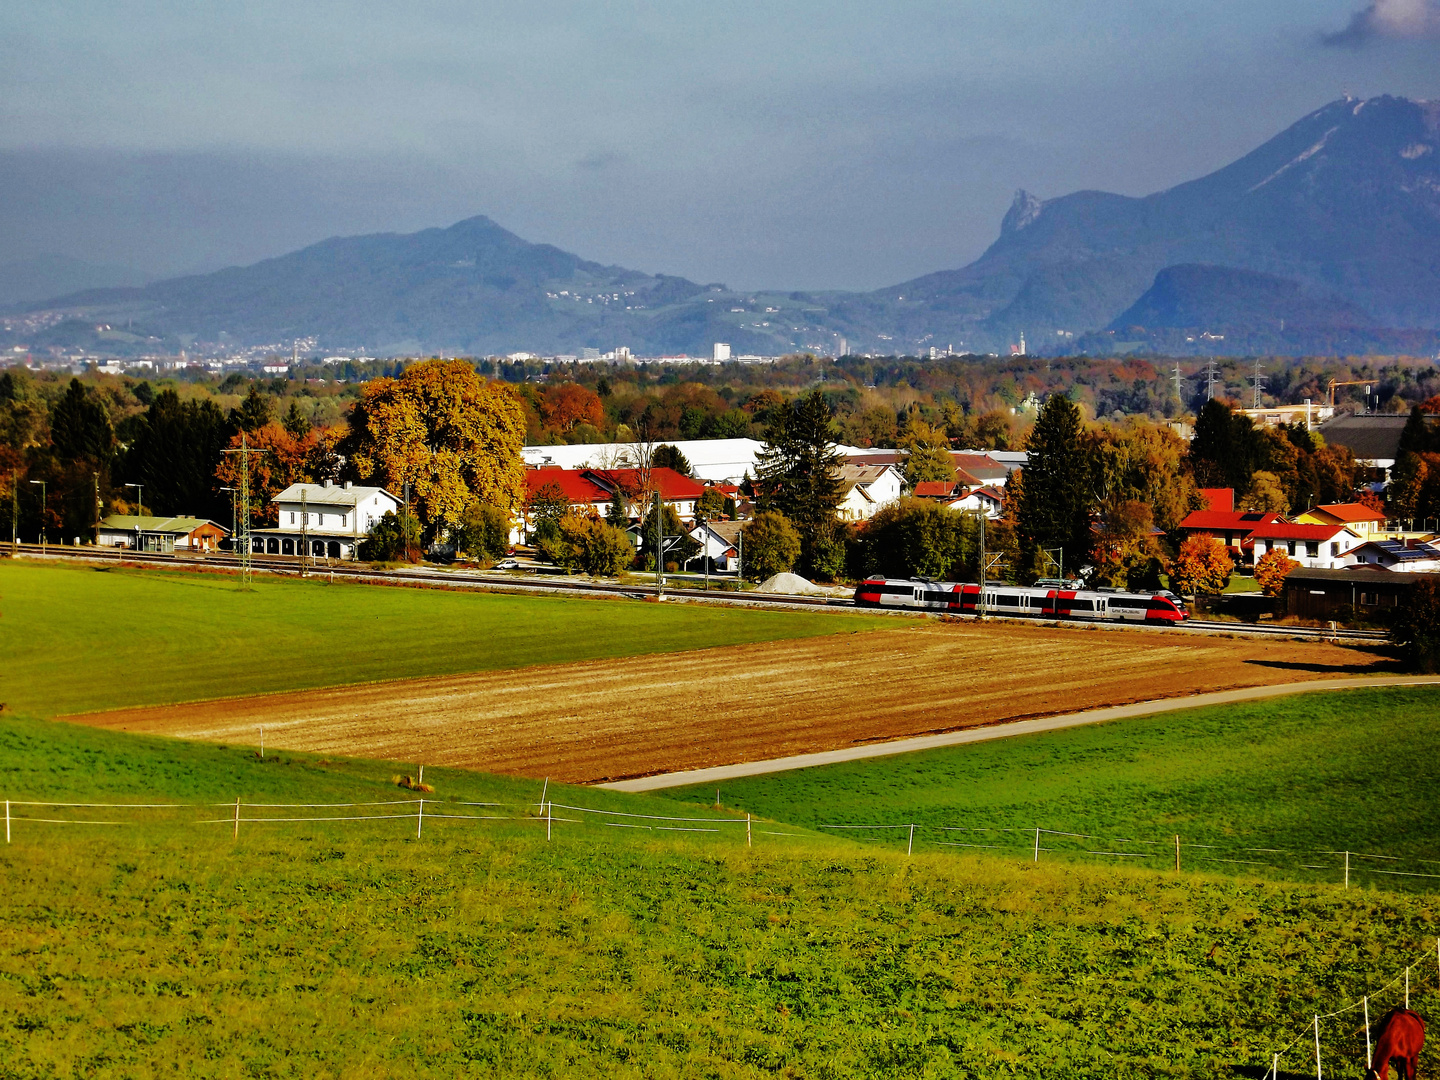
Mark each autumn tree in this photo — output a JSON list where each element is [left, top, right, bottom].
[[451, 503, 511, 562], [1089, 499, 1166, 590], [1254, 549, 1299, 597], [1087, 420, 1199, 535], [900, 418, 957, 487], [1241, 470, 1290, 514], [525, 480, 570, 545], [214, 422, 343, 528], [345, 359, 526, 539], [1169, 534, 1233, 596], [549, 513, 634, 576], [539, 383, 605, 434], [696, 486, 726, 520], [741, 511, 801, 582]]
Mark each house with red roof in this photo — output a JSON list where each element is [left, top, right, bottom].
[[1177, 509, 1283, 563], [1197, 488, 1234, 512], [1294, 502, 1387, 539], [945, 485, 1005, 519], [520, 466, 706, 539], [1250, 522, 1363, 569], [911, 480, 964, 500]]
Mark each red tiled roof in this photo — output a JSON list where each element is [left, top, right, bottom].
[[1179, 510, 1282, 532], [1198, 488, 1234, 512], [951, 453, 1006, 477], [912, 481, 957, 497], [584, 467, 706, 500], [1251, 523, 1360, 541], [1309, 502, 1387, 524], [525, 470, 610, 504]]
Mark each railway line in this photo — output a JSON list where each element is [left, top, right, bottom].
[[5, 543, 1388, 642]]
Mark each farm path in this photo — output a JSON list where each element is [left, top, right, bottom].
[[603, 675, 1440, 790], [67, 621, 1397, 784]]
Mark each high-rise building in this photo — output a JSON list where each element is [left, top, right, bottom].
[[712, 342, 731, 362]]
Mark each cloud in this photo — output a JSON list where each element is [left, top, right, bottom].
[[1322, 0, 1440, 46]]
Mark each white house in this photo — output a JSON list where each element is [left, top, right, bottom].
[[251, 481, 402, 559], [945, 485, 1005, 519], [686, 520, 743, 572], [1250, 523, 1363, 570], [1343, 539, 1440, 572], [836, 464, 904, 521]]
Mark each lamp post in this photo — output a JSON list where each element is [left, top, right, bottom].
[[29, 480, 46, 554], [124, 482, 144, 518]]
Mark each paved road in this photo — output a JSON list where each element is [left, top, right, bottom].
[[598, 675, 1440, 792]]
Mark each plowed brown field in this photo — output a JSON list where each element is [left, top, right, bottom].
[[66, 621, 1391, 783]]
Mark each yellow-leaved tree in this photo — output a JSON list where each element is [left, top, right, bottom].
[[345, 360, 526, 537]]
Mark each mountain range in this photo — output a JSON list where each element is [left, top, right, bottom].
[[8, 94, 1440, 358]]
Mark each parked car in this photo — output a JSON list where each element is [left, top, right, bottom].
[[494, 558, 520, 570]]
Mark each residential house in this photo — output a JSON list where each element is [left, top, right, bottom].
[[686, 519, 744, 572], [1177, 510, 1283, 563], [98, 514, 229, 553], [520, 466, 707, 540], [946, 485, 1005, 519], [1342, 538, 1440, 572], [254, 481, 402, 559], [1294, 502, 1387, 538], [836, 464, 904, 521], [911, 480, 964, 500], [1250, 522, 1363, 569], [1315, 414, 1427, 485]]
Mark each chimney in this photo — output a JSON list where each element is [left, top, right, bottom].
[[343, 480, 353, 491], [324, 479, 333, 489]]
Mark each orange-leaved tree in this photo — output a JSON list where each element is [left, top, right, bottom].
[[1254, 548, 1299, 597], [345, 359, 526, 538], [1169, 534, 1233, 596], [215, 422, 345, 528]]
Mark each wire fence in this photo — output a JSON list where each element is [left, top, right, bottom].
[[5, 797, 1440, 893], [1257, 939, 1440, 1079]]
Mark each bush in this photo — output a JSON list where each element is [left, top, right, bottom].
[[357, 511, 421, 563], [451, 503, 511, 562], [862, 498, 977, 581], [1392, 576, 1440, 673], [1254, 549, 1299, 598], [547, 513, 634, 576], [741, 511, 801, 582]]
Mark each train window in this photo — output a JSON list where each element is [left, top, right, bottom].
[[1069, 599, 1094, 611], [996, 593, 1020, 606]]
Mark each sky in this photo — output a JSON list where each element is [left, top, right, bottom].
[[1, 0, 1438, 292]]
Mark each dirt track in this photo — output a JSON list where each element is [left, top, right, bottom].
[[68, 622, 1391, 783]]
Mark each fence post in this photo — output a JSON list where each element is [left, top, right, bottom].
[[1175, 834, 1180, 872], [1344, 850, 1349, 890], [1364, 996, 1371, 1071], [547, 801, 552, 842], [233, 797, 240, 840], [1405, 966, 1409, 1009], [4, 799, 8, 843], [1314, 1014, 1322, 1080], [1272, 1053, 1278, 1080], [417, 798, 423, 840], [1034, 827, 1040, 863], [746, 813, 751, 848], [418, 765, 424, 787], [538, 777, 548, 817], [907, 823, 915, 857]]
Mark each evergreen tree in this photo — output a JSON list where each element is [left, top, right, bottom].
[[1015, 393, 1092, 580], [50, 378, 115, 461], [282, 401, 312, 438], [1399, 405, 1433, 457], [605, 489, 628, 528], [230, 387, 274, 433], [1189, 399, 1257, 491], [123, 390, 228, 518], [755, 390, 843, 570]]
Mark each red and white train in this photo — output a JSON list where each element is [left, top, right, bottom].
[[853, 577, 1189, 623]]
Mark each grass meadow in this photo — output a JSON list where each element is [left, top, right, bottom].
[[0, 558, 886, 716], [661, 686, 1440, 887]]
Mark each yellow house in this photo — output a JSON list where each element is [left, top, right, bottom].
[[1294, 502, 1386, 538]]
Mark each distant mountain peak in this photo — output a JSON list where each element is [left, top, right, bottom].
[[1000, 189, 1044, 234]]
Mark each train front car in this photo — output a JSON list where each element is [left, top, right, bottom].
[[853, 577, 885, 607], [1144, 593, 1188, 623]]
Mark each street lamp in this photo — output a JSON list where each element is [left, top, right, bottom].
[[28, 480, 46, 554], [124, 482, 144, 518]]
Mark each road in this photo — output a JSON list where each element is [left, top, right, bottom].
[[5, 544, 1388, 642], [598, 675, 1440, 792]]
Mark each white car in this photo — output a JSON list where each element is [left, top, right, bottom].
[[494, 558, 520, 570]]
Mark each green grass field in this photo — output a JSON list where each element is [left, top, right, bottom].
[[0, 559, 886, 716], [2, 713, 1439, 1080], [660, 686, 1440, 885]]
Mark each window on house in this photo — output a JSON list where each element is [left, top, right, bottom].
[[1286, 540, 1296, 556], [290, 512, 296, 524], [1306, 541, 1319, 558]]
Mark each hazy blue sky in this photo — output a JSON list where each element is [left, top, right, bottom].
[[2, 0, 1438, 290]]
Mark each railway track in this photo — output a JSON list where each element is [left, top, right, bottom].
[[5, 544, 1387, 641]]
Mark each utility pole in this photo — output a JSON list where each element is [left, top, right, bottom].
[[402, 480, 411, 563], [124, 482, 144, 518], [93, 472, 101, 547], [29, 480, 46, 553], [10, 472, 17, 556], [300, 486, 308, 577], [1172, 362, 1183, 407], [978, 512, 987, 618], [654, 489, 664, 599], [1205, 360, 1219, 402], [221, 432, 256, 587]]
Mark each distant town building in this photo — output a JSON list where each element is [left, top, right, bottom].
[[712, 343, 731, 362]]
